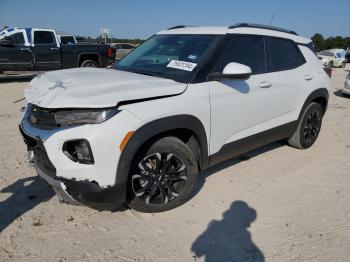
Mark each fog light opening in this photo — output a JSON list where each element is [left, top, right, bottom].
[[63, 139, 94, 164]]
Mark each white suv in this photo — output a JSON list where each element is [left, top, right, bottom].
[[20, 23, 331, 212]]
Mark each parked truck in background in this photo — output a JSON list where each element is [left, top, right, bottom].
[[0, 27, 115, 72]]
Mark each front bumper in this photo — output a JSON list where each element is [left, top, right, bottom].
[[18, 107, 142, 209], [19, 124, 126, 209], [35, 162, 80, 205]]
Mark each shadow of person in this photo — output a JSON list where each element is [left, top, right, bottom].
[[0, 176, 54, 233], [192, 201, 264, 262]]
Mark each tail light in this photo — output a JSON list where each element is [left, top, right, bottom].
[[324, 67, 332, 78], [107, 47, 113, 57]]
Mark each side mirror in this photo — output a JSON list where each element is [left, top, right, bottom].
[[208, 62, 252, 81], [0, 38, 13, 47]]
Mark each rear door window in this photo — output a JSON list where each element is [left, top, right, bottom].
[[267, 37, 305, 72], [34, 31, 56, 44], [8, 32, 25, 44], [60, 36, 75, 44], [213, 35, 266, 74]]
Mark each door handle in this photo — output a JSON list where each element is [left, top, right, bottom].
[[20, 48, 30, 51], [50, 47, 59, 50], [304, 74, 313, 81], [259, 81, 272, 88]]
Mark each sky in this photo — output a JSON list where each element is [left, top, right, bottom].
[[0, 0, 349, 39]]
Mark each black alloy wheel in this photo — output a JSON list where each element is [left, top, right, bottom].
[[127, 136, 198, 212], [132, 153, 187, 205], [303, 110, 321, 144]]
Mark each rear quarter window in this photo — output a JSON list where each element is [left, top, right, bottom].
[[267, 37, 305, 72], [9, 32, 25, 44]]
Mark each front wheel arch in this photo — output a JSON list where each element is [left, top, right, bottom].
[[115, 115, 209, 203]]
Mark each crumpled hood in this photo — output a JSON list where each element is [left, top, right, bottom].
[[25, 68, 187, 108]]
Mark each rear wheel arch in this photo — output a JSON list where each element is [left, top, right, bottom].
[[78, 53, 100, 66], [299, 88, 329, 120]]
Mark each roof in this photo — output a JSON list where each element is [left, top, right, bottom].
[[158, 25, 311, 44]]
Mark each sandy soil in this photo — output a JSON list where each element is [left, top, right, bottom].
[[0, 68, 350, 262]]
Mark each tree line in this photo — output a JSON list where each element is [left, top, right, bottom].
[[311, 33, 350, 52], [2, 25, 349, 50]]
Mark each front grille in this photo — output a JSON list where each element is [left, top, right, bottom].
[[19, 126, 57, 178], [29, 104, 57, 129]]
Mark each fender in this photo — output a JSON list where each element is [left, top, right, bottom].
[[298, 88, 329, 120], [65, 115, 208, 209], [114, 114, 209, 200]]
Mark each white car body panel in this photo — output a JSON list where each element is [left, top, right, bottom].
[[25, 68, 187, 108], [121, 82, 212, 152], [44, 109, 142, 187], [208, 74, 275, 153]]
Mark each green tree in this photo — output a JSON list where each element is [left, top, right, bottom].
[[311, 33, 325, 51]]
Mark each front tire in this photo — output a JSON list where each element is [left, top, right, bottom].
[[288, 102, 323, 149], [127, 137, 198, 213]]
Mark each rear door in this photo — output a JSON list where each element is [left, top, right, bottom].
[[265, 36, 308, 125], [32, 29, 61, 69], [0, 29, 33, 70]]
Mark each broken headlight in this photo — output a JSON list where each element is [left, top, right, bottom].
[[55, 108, 119, 126]]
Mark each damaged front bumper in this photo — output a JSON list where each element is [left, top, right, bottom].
[[35, 161, 81, 205], [19, 117, 127, 210]]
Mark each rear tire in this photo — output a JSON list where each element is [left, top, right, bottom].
[[80, 60, 99, 68], [288, 102, 323, 149], [127, 137, 198, 213]]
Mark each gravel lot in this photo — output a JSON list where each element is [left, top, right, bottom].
[[0, 68, 349, 262]]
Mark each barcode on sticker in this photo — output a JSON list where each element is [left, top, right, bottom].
[[167, 60, 197, 71]]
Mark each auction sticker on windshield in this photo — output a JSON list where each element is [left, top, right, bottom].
[[167, 60, 197, 71]]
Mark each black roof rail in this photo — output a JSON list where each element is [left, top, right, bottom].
[[228, 23, 298, 36], [167, 25, 190, 30]]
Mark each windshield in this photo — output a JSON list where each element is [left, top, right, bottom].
[[115, 34, 220, 83]]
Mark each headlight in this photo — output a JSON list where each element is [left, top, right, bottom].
[[55, 108, 119, 126]]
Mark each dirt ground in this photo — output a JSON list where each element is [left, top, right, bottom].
[[0, 67, 349, 262]]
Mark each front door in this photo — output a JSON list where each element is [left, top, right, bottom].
[[32, 30, 61, 70], [208, 35, 275, 154]]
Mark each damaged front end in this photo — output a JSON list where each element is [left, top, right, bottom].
[[19, 104, 126, 210]]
